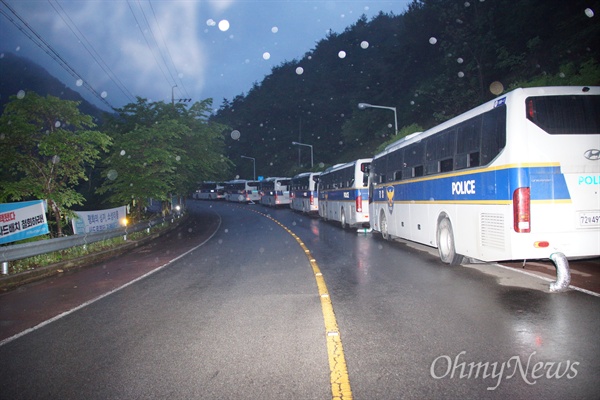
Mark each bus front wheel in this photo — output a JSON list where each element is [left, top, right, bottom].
[[437, 217, 463, 265], [380, 211, 390, 241]]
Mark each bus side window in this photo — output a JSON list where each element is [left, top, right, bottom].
[[414, 165, 424, 177], [440, 158, 453, 172]]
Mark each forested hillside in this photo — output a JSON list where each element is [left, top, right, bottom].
[[212, 0, 600, 179]]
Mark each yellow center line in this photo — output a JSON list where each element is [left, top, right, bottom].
[[246, 207, 353, 400]]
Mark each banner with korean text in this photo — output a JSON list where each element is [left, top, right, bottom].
[[72, 206, 127, 234], [0, 200, 50, 245]]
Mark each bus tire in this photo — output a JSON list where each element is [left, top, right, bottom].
[[380, 210, 390, 241], [437, 217, 463, 265], [340, 208, 347, 229]]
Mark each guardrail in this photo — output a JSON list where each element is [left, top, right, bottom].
[[1, 212, 183, 274]]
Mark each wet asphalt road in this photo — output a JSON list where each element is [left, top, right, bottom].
[[0, 200, 599, 399]]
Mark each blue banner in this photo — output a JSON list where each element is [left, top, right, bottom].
[[0, 200, 49, 244]]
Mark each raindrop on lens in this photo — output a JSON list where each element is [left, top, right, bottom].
[[55, 121, 61, 128], [429, 37, 437, 45], [489, 81, 504, 95], [585, 8, 594, 17], [263, 52, 271, 60], [16, 90, 25, 99], [101, 91, 107, 98], [338, 50, 346, 59], [120, 150, 126, 156], [218, 20, 230, 31], [107, 169, 118, 180], [76, 79, 83, 87], [231, 130, 241, 140], [360, 41, 369, 49], [271, 26, 278, 33], [458, 71, 465, 78], [296, 67, 304, 75]]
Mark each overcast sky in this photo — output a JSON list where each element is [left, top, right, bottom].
[[1, 0, 412, 111]]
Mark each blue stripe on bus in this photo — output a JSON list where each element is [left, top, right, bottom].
[[372, 165, 570, 203], [319, 188, 369, 201]]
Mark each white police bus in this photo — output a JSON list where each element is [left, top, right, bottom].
[[368, 86, 600, 265], [224, 179, 260, 203], [318, 159, 371, 228], [259, 177, 291, 207], [290, 172, 320, 213]]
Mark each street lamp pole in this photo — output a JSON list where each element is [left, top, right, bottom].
[[358, 102, 398, 135], [171, 85, 178, 106], [240, 155, 256, 181], [291, 141, 313, 168]]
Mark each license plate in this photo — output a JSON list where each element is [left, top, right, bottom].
[[578, 211, 600, 227]]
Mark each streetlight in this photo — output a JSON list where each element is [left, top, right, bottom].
[[171, 85, 178, 105], [358, 102, 398, 135], [291, 141, 313, 168], [240, 155, 256, 181]]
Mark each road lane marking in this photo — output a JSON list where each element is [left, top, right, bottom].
[[248, 208, 353, 400]]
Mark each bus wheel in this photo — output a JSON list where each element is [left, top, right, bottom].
[[437, 217, 463, 265], [380, 211, 390, 240], [340, 208, 347, 229]]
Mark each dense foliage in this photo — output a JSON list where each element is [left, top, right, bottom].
[[0, 93, 112, 236], [97, 98, 232, 217], [212, 0, 600, 179]]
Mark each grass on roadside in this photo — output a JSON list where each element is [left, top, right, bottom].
[[6, 227, 159, 275]]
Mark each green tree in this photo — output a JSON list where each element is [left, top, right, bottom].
[[98, 98, 231, 217], [0, 93, 112, 236]]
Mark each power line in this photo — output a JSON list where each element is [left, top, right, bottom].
[[127, 0, 174, 98], [48, 0, 137, 104], [148, 0, 191, 100], [0, 0, 115, 110]]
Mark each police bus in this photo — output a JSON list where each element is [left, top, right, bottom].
[[368, 86, 600, 266], [193, 181, 224, 200], [224, 179, 260, 203], [259, 177, 292, 207], [318, 159, 371, 228], [290, 172, 320, 213]]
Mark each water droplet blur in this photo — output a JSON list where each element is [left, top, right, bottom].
[[458, 71, 465, 78], [429, 37, 437, 45], [120, 150, 126, 156], [206, 19, 216, 27], [16, 90, 25, 99], [296, 67, 304, 75], [231, 130, 241, 140], [218, 20, 230, 31], [457, 57, 463, 64], [360, 41, 369, 49], [76, 79, 83, 87], [52, 155, 60, 164], [489, 81, 504, 95], [54, 121, 61, 128], [271, 26, 278, 33], [175, 155, 181, 161], [101, 91, 107, 98], [107, 169, 118, 180], [338, 50, 347, 59], [584, 8, 594, 17], [263, 52, 271, 60]]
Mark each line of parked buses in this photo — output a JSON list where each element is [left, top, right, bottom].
[[192, 86, 600, 269]]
